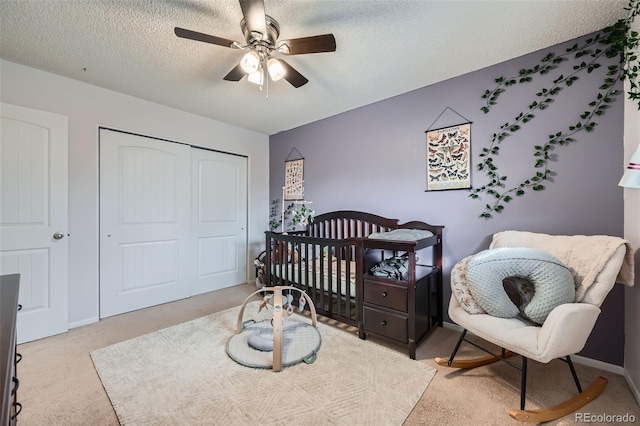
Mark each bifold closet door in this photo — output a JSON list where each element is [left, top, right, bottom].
[[190, 148, 247, 295], [99, 129, 191, 318]]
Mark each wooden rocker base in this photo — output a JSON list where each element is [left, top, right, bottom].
[[434, 350, 516, 369], [508, 376, 608, 423]]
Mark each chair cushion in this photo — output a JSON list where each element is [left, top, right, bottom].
[[466, 247, 575, 324]]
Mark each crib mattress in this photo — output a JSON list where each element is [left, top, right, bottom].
[[272, 258, 357, 297]]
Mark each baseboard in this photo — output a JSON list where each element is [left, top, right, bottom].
[[68, 317, 99, 329], [624, 370, 640, 406], [441, 321, 624, 375], [571, 354, 624, 375]]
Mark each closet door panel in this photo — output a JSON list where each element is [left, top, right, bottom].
[[99, 129, 190, 318], [191, 148, 247, 295]]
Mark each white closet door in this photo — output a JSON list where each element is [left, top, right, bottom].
[[0, 103, 68, 343], [99, 129, 190, 318], [191, 148, 247, 295]]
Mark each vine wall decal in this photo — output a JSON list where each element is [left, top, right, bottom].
[[471, 0, 640, 218]]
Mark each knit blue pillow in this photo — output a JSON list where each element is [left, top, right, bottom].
[[466, 247, 575, 324]]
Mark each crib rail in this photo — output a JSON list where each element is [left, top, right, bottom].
[[265, 231, 361, 326], [309, 210, 399, 239]]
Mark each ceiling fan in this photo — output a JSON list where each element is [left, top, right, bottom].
[[174, 0, 336, 88]]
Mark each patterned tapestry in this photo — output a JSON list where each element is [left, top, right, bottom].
[[284, 158, 304, 200], [426, 123, 471, 191]]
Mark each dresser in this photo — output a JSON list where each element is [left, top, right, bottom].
[[359, 233, 442, 359], [1, 274, 20, 426]]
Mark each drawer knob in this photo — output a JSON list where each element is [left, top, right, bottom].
[[380, 320, 387, 326], [381, 291, 388, 297]]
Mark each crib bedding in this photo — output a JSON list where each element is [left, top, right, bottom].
[[271, 257, 357, 297], [368, 228, 434, 241]]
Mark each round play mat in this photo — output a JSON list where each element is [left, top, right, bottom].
[[226, 286, 321, 371]]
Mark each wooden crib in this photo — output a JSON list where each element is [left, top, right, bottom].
[[264, 210, 444, 358]]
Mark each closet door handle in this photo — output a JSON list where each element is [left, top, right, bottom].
[[380, 320, 387, 327], [381, 292, 388, 297]]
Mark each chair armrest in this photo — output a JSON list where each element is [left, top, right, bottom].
[[536, 303, 601, 363]]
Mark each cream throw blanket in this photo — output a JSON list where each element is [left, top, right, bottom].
[[491, 231, 635, 302]]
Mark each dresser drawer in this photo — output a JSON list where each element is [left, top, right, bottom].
[[363, 279, 407, 312], [363, 307, 408, 342]]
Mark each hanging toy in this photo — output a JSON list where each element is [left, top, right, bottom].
[[298, 294, 306, 312], [258, 295, 270, 313], [285, 293, 294, 315]]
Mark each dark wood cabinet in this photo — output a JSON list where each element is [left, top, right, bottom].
[[1, 274, 20, 426], [358, 235, 442, 359]]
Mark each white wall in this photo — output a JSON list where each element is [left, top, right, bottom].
[[624, 17, 640, 405], [0, 60, 269, 327]]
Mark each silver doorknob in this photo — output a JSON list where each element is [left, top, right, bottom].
[[53, 232, 64, 240]]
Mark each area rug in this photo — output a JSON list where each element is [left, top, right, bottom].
[[91, 301, 436, 425]]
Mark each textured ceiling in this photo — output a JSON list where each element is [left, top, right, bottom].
[[0, 0, 629, 135]]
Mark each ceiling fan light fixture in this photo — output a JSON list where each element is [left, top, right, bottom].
[[240, 51, 260, 74], [247, 67, 264, 85], [267, 58, 286, 81], [174, 0, 336, 91]]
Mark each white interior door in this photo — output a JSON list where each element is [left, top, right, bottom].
[[0, 103, 68, 344], [99, 129, 190, 318], [191, 148, 247, 295]]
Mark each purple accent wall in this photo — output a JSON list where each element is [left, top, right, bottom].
[[270, 31, 626, 365]]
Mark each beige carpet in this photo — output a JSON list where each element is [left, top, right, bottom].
[[16, 283, 640, 425], [90, 302, 436, 426]]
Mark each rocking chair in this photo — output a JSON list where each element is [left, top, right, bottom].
[[435, 230, 635, 423]]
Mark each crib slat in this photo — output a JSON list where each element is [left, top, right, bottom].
[[311, 243, 317, 302]]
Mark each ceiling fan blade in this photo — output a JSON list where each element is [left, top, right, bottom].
[[174, 27, 237, 48], [239, 0, 267, 41], [278, 34, 336, 55], [223, 64, 246, 81], [279, 60, 309, 88]]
